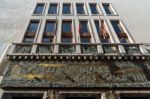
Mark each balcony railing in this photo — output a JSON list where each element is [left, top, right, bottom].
[[10, 43, 150, 55]]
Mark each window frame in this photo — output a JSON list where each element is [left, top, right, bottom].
[[76, 3, 88, 15], [102, 3, 117, 16], [89, 3, 101, 15], [62, 3, 73, 15], [22, 20, 40, 43], [47, 3, 59, 15], [33, 3, 45, 15]]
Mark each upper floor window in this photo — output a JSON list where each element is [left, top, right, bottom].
[[76, 4, 85, 14], [48, 3, 58, 14], [62, 21, 72, 33], [111, 20, 123, 34], [89, 4, 99, 14], [62, 38, 72, 43], [62, 4, 71, 14], [102, 3, 114, 15], [33, 3, 44, 14], [27, 21, 39, 33], [44, 21, 56, 33], [111, 20, 128, 41], [23, 20, 39, 43], [80, 21, 89, 33]]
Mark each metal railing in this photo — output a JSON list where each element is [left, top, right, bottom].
[[11, 43, 150, 55]]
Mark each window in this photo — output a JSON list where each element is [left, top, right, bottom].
[[27, 21, 39, 33], [62, 21, 72, 33], [102, 3, 114, 15], [63, 4, 71, 14], [94, 20, 100, 33], [111, 20, 128, 41], [48, 3, 58, 14], [1, 93, 43, 99], [23, 21, 39, 43], [80, 21, 89, 33], [76, 4, 85, 14], [111, 21, 122, 34], [89, 4, 99, 14], [34, 4, 44, 14], [44, 21, 56, 33]]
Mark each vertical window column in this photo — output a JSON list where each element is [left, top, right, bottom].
[[79, 21, 97, 53], [94, 20, 118, 54], [111, 20, 141, 54], [59, 21, 75, 53], [37, 21, 57, 53], [13, 20, 40, 54]]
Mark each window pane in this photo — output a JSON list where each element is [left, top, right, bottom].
[[76, 4, 85, 14], [94, 21, 100, 33], [34, 4, 44, 14], [48, 4, 57, 14], [27, 21, 39, 33], [111, 21, 122, 34], [80, 21, 88, 33], [103, 4, 113, 14], [44, 21, 55, 33], [62, 21, 72, 33], [90, 4, 98, 14], [24, 37, 34, 43], [63, 4, 71, 14], [62, 38, 72, 43]]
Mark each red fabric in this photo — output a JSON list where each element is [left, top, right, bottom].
[[78, 22, 81, 35], [100, 20, 108, 39]]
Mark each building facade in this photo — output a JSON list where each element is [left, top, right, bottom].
[[0, 0, 150, 99]]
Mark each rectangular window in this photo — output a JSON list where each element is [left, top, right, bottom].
[[44, 21, 56, 33], [34, 3, 44, 14], [62, 4, 71, 14], [48, 3, 58, 14], [62, 37, 72, 43], [2, 93, 43, 99], [23, 21, 39, 43], [111, 20, 123, 34], [62, 21, 72, 33], [89, 4, 99, 14], [102, 3, 114, 15], [42, 37, 53, 43], [80, 21, 89, 33], [111, 20, 128, 41], [76, 4, 85, 14]]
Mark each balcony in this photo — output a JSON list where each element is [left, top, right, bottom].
[[7, 43, 150, 60], [59, 45, 75, 53], [37, 45, 53, 53], [13, 45, 32, 54], [81, 45, 97, 53], [124, 45, 141, 54], [102, 45, 118, 54]]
